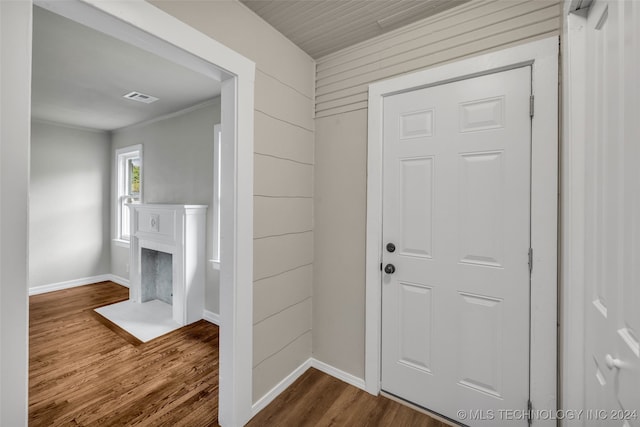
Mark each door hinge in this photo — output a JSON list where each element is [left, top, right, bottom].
[[528, 248, 533, 273], [526, 399, 533, 425], [529, 95, 535, 118]]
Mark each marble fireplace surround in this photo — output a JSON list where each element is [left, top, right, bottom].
[[129, 203, 207, 326]]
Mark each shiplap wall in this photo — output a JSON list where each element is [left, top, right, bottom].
[[316, 0, 560, 117], [150, 0, 315, 403], [313, 0, 560, 378]]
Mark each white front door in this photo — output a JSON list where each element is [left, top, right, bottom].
[[584, 1, 640, 425], [381, 67, 532, 425]]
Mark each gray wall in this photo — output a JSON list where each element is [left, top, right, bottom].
[[111, 100, 221, 314], [29, 120, 111, 288], [313, 0, 561, 379], [151, 0, 316, 403]]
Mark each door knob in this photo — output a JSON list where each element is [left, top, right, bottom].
[[605, 354, 623, 370], [384, 264, 396, 274], [386, 243, 396, 253]]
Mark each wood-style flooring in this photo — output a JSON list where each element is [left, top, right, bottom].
[[30, 281, 448, 426], [248, 368, 449, 427], [29, 282, 219, 426]]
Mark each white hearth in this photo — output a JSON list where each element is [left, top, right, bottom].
[[128, 203, 207, 326]]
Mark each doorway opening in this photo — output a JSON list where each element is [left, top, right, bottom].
[[29, 1, 255, 424]]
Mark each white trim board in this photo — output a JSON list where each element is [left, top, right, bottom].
[[32, 1, 256, 426], [30, 117, 108, 134], [311, 358, 366, 391], [251, 358, 312, 416], [250, 358, 365, 418], [203, 310, 220, 326], [109, 274, 130, 288], [29, 274, 114, 296], [561, 5, 587, 424], [365, 37, 558, 422], [113, 97, 220, 133]]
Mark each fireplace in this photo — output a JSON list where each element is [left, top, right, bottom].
[[128, 204, 207, 326], [141, 248, 172, 304]]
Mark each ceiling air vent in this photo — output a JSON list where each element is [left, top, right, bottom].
[[123, 91, 159, 104]]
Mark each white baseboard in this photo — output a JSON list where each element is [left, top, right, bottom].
[[108, 274, 130, 288], [29, 274, 130, 295], [250, 357, 366, 418], [311, 358, 366, 391], [251, 358, 312, 416], [203, 309, 220, 325], [29, 274, 113, 296]]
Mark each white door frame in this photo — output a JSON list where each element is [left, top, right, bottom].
[[365, 37, 558, 419], [561, 2, 588, 424], [32, 1, 255, 425]]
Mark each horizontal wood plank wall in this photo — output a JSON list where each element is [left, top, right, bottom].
[[315, 0, 561, 118], [312, 0, 560, 379], [252, 65, 314, 402], [149, 0, 315, 404]]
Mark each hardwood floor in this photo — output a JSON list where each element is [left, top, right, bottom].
[[29, 282, 219, 426], [248, 368, 450, 427], [30, 282, 448, 426]]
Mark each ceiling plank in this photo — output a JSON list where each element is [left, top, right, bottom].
[[240, 0, 469, 58]]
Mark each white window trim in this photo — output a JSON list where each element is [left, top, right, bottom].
[[114, 144, 143, 245], [365, 37, 558, 421]]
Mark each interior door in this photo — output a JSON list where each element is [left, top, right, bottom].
[[584, 1, 640, 425], [381, 67, 532, 425]]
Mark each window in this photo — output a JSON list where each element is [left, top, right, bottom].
[[115, 145, 142, 243], [212, 124, 221, 263]]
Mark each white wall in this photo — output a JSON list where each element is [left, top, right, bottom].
[[0, 1, 31, 424], [149, 0, 316, 403], [313, 0, 561, 379], [29, 120, 111, 289], [111, 99, 221, 313]]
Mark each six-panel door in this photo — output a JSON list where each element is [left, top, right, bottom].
[[381, 66, 532, 425]]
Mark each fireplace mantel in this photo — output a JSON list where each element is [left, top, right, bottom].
[[128, 203, 207, 326]]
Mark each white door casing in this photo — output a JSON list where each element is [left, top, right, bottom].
[[381, 67, 532, 425], [583, 1, 640, 425], [366, 37, 558, 426], [561, 4, 588, 424]]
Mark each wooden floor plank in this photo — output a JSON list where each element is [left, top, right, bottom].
[[29, 282, 219, 427], [247, 368, 451, 427], [30, 281, 448, 426]]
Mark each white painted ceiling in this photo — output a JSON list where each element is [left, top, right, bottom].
[[32, 6, 221, 131], [240, 0, 469, 59]]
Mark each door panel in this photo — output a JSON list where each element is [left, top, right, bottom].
[[459, 96, 505, 132], [458, 151, 505, 268], [381, 67, 532, 425], [398, 282, 433, 373], [457, 292, 503, 399], [399, 157, 434, 258]]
